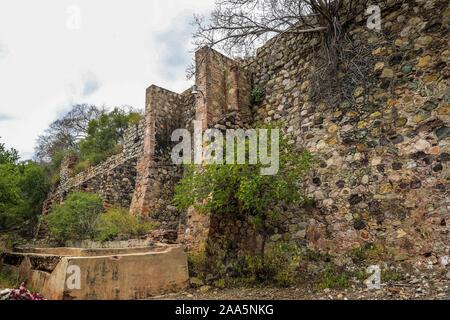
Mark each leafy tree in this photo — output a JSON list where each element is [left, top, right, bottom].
[[174, 125, 313, 258], [78, 108, 142, 165], [0, 163, 23, 230], [0, 138, 49, 233], [0, 138, 19, 164], [35, 104, 103, 163], [17, 162, 51, 221], [35, 105, 142, 185], [0, 161, 49, 233]]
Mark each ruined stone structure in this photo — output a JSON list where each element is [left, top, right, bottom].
[[45, 0, 449, 262], [43, 120, 145, 213], [1, 245, 188, 300], [129, 86, 194, 230]]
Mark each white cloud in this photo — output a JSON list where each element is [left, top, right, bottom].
[[0, 113, 13, 121], [0, 0, 214, 160]]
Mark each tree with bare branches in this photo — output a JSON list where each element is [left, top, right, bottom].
[[193, 0, 365, 61], [192, 0, 374, 108], [35, 104, 103, 163]]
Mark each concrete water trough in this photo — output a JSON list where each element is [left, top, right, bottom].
[[0, 244, 189, 300]]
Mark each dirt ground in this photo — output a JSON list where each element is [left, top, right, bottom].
[[2, 279, 448, 300], [155, 283, 449, 301], [1, 259, 448, 300], [154, 268, 450, 301]]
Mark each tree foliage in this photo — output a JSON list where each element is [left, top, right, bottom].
[[78, 108, 141, 165], [174, 126, 313, 252], [0, 138, 19, 165], [35, 105, 142, 185], [35, 104, 102, 163], [0, 163, 22, 229], [0, 139, 50, 233]]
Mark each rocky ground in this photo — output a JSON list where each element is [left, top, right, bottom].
[[155, 267, 450, 301], [156, 284, 450, 301], [1, 251, 448, 300], [160, 283, 449, 301], [1, 273, 448, 300]]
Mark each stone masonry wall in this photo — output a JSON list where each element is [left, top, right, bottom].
[[43, 0, 448, 264], [130, 85, 195, 230], [43, 118, 145, 213], [43, 88, 195, 235], [244, 0, 449, 258], [195, 47, 253, 129], [182, 0, 449, 264], [179, 48, 254, 251]]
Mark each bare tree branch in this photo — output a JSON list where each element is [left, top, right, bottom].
[[35, 104, 103, 163], [192, 0, 362, 58]]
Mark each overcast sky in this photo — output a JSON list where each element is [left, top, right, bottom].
[[0, 0, 214, 160]]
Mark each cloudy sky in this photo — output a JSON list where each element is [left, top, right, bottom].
[[0, 0, 214, 159]]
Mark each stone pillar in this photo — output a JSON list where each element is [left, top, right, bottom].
[[59, 153, 77, 186], [181, 48, 253, 250], [42, 154, 77, 214], [130, 85, 186, 226], [130, 85, 158, 216], [195, 47, 252, 129]]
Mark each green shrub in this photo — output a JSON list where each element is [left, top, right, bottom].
[[94, 208, 155, 242], [45, 192, 157, 243], [267, 243, 302, 286], [347, 243, 392, 265], [213, 278, 226, 289], [187, 251, 208, 278], [230, 243, 302, 287], [0, 163, 23, 229], [73, 160, 91, 175], [317, 266, 352, 290], [0, 267, 18, 289], [174, 124, 313, 253], [46, 192, 104, 243], [250, 85, 265, 105], [351, 268, 368, 281]]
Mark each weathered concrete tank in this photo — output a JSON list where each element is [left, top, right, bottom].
[[0, 244, 189, 300]]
